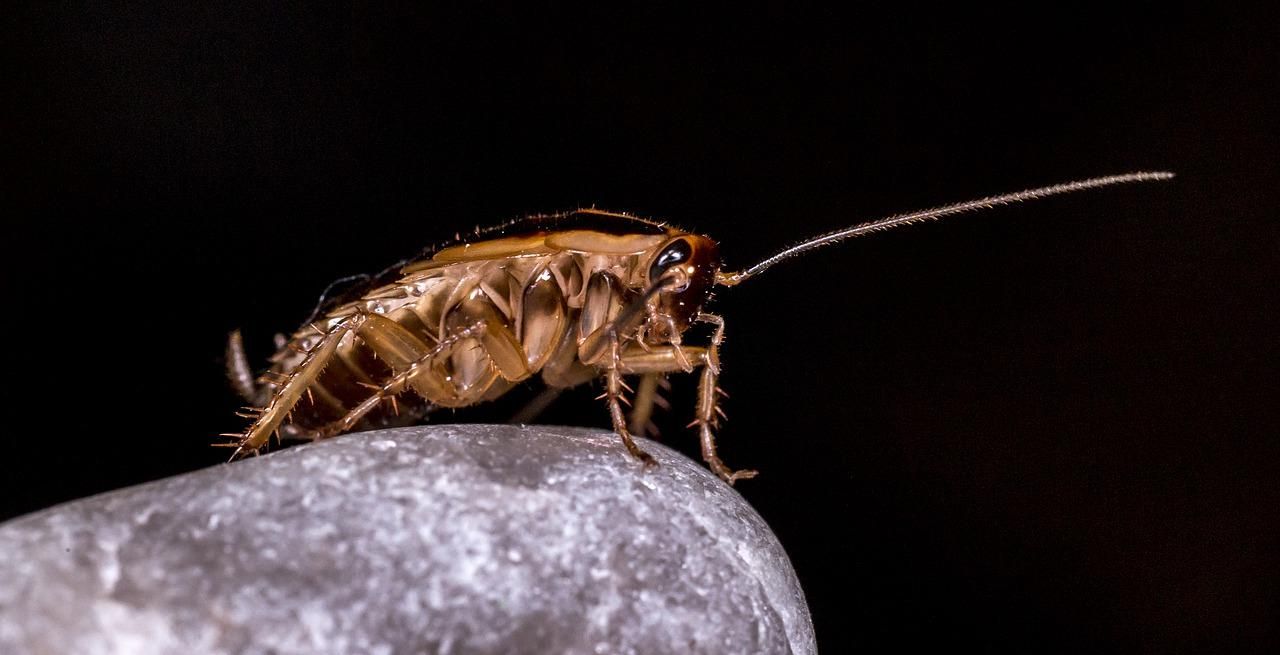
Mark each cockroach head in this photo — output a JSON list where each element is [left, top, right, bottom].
[[645, 233, 721, 329]]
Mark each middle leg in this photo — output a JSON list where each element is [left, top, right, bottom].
[[603, 332, 657, 467], [627, 372, 667, 437]]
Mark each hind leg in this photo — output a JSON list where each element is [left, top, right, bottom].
[[223, 316, 363, 459], [308, 319, 488, 439]]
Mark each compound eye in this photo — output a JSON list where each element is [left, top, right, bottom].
[[648, 238, 694, 283]]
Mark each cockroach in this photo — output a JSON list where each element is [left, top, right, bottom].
[[224, 171, 1173, 484]]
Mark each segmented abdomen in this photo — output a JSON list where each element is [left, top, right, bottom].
[[260, 251, 625, 437]]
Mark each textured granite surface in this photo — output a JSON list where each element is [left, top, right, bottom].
[[0, 425, 814, 655]]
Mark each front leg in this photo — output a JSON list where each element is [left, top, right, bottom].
[[691, 313, 757, 484], [616, 314, 757, 485]]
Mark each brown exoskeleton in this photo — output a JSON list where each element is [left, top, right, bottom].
[[225, 172, 1172, 483]]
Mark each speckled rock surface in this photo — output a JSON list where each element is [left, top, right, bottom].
[[0, 425, 814, 655]]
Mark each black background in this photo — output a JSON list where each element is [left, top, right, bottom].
[[4, 3, 1278, 652]]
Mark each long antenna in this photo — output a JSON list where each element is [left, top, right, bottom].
[[720, 171, 1174, 284]]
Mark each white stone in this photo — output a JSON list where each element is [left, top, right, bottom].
[[0, 425, 815, 654]]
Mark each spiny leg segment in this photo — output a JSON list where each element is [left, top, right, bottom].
[[690, 313, 756, 484], [609, 315, 756, 484], [627, 372, 668, 437], [224, 311, 493, 458], [311, 321, 487, 439], [222, 316, 362, 459], [603, 332, 657, 467]]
